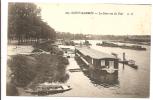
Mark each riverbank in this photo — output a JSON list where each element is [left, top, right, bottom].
[[7, 40, 150, 97], [7, 42, 69, 96]]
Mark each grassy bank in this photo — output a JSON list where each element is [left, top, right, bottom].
[[7, 42, 69, 96]]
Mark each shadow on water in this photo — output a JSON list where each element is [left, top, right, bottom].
[[75, 56, 119, 88], [83, 70, 119, 88], [34, 88, 72, 96]]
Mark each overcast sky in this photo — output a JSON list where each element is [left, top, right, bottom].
[[36, 3, 151, 35]]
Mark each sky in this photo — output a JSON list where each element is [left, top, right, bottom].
[[36, 3, 151, 35]]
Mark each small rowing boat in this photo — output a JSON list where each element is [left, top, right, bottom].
[[25, 82, 72, 95]]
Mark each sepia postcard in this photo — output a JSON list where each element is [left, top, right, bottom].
[[6, 2, 151, 98]]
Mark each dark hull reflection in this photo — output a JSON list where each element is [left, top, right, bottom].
[[83, 70, 119, 88], [75, 56, 119, 88], [33, 89, 71, 96]]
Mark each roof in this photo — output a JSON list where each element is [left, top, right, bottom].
[[76, 47, 116, 59], [59, 45, 75, 50]]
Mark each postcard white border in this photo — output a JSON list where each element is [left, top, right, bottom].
[[1, 0, 153, 100]]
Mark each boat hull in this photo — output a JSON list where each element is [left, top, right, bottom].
[[25, 85, 72, 95], [26, 88, 72, 95]]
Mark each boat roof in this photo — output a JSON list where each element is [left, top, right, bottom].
[[59, 45, 75, 50], [76, 47, 116, 59]]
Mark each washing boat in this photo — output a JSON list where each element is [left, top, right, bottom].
[[25, 82, 72, 95]]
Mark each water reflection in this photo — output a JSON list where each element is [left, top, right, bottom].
[[83, 69, 119, 88], [55, 41, 149, 97], [75, 54, 119, 88]]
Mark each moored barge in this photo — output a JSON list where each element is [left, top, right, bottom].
[[75, 46, 119, 73]]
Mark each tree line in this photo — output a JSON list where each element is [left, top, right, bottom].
[[56, 32, 150, 42], [8, 3, 56, 45], [56, 32, 86, 40]]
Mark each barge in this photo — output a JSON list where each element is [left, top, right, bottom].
[[75, 46, 119, 73], [96, 41, 146, 50]]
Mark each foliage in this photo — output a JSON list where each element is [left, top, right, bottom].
[[56, 32, 151, 43], [29, 54, 69, 85], [8, 3, 56, 44], [33, 41, 64, 56], [8, 55, 37, 87], [32, 48, 43, 53], [33, 41, 53, 52], [58, 55, 69, 65], [8, 54, 69, 88]]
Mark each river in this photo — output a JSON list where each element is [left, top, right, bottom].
[[7, 40, 150, 97], [50, 40, 150, 97]]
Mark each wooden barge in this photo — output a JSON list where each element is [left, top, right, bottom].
[[96, 41, 146, 50], [75, 47, 119, 73]]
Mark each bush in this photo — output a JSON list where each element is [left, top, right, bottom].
[[8, 55, 37, 87], [33, 41, 53, 52], [58, 55, 69, 65], [8, 53, 69, 89], [32, 48, 42, 53]]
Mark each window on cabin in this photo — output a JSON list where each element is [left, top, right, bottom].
[[92, 59, 94, 64], [109, 61, 114, 68], [101, 60, 105, 66]]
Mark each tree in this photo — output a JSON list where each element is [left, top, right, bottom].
[[8, 3, 56, 44]]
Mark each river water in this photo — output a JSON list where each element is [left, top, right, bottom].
[[7, 40, 150, 97], [51, 40, 150, 97]]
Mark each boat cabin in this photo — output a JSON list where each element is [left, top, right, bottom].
[[59, 45, 75, 58], [75, 47, 119, 69]]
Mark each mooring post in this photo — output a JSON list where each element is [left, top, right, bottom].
[[74, 48, 76, 55], [123, 52, 125, 69]]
